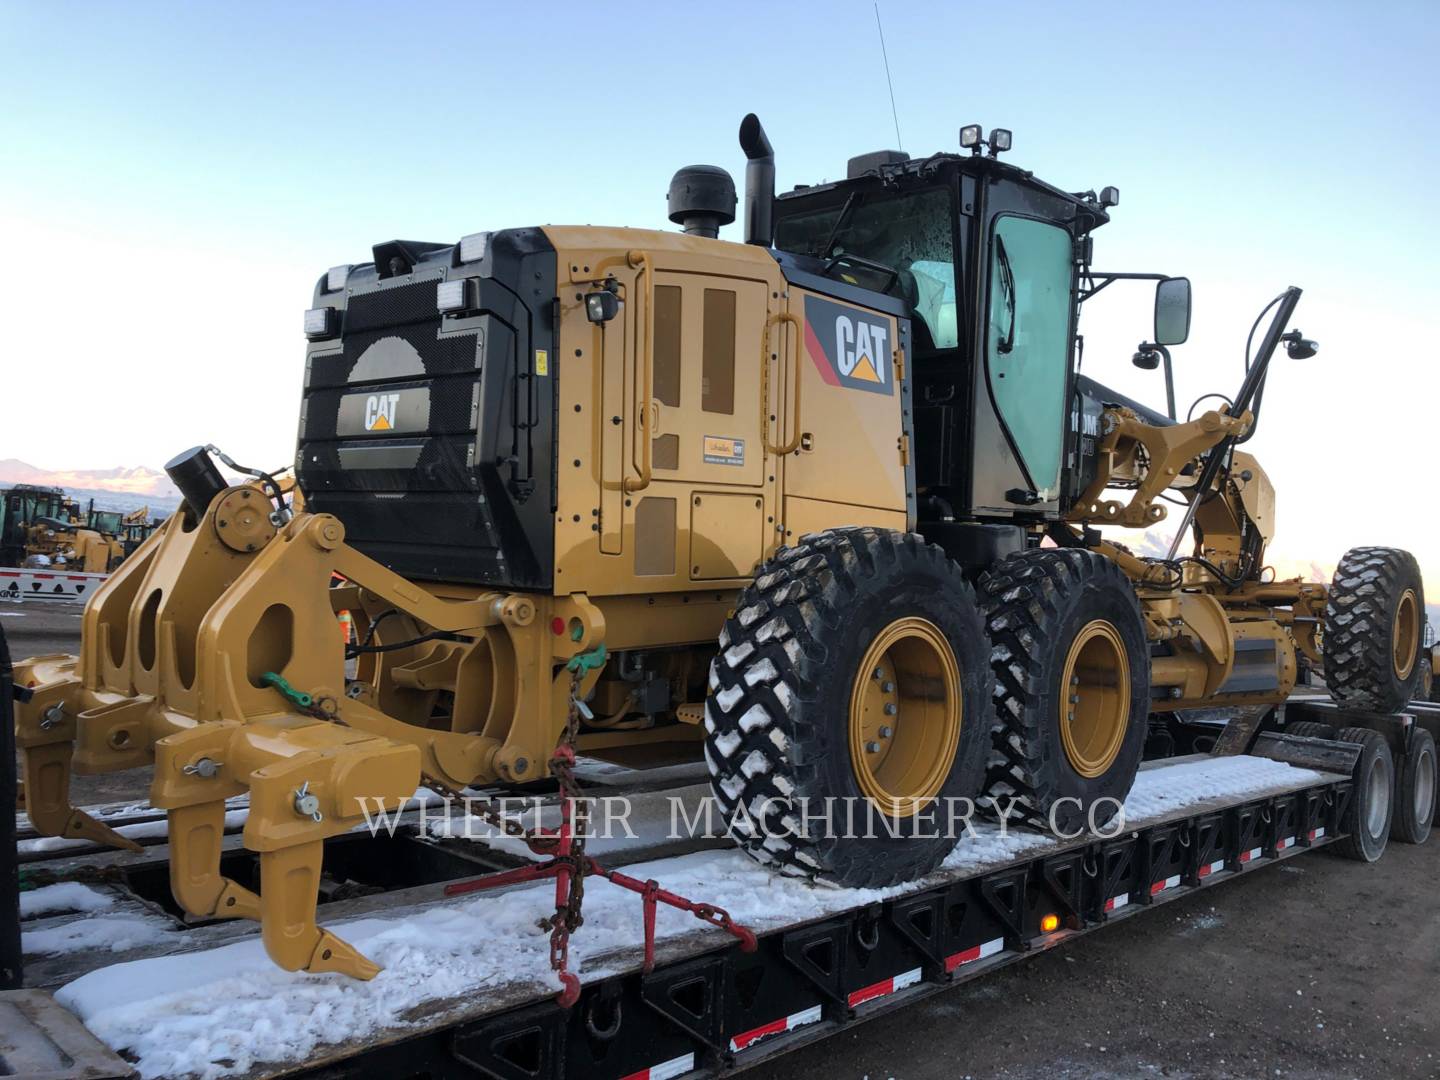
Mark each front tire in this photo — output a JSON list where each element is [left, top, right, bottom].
[[704, 527, 992, 888], [1324, 547, 1425, 712], [979, 549, 1150, 835]]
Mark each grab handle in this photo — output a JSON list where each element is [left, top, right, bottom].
[[761, 311, 803, 456], [624, 250, 654, 494]]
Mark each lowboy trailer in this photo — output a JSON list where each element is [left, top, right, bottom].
[[7, 612, 1436, 1080]]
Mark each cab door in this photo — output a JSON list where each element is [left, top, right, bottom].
[[969, 193, 1078, 512]]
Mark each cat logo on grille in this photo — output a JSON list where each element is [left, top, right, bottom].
[[364, 393, 401, 431]]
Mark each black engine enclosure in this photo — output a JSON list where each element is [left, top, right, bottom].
[[296, 229, 556, 589]]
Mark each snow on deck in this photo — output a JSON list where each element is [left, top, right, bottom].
[[56, 755, 1326, 1080]]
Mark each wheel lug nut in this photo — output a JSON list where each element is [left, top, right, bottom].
[[866, 741, 881, 753], [1070, 694, 1080, 704], [883, 681, 895, 693], [880, 725, 893, 738], [883, 703, 897, 716], [1071, 676, 1080, 687], [873, 667, 884, 680]]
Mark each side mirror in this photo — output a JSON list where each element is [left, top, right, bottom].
[[1154, 276, 1191, 346]]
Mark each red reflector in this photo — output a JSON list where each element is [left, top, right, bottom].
[[551, 617, 566, 635]]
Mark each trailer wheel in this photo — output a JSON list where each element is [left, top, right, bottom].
[[1333, 726, 1394, 862], [1284, 720, 1337, 741], [1391, 727, 1436, 844], [1323, 547, 1425, 712], [705, 527, 992, 888], [979, 549, 1149, 835]]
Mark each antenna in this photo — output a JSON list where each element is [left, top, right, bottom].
[[873, 2, 903, 151]]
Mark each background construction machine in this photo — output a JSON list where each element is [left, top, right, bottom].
[[0, 485, 132, 574], [11, 116, 1426, 982]]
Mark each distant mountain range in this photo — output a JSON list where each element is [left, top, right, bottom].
[[0, 459, 182, 514]]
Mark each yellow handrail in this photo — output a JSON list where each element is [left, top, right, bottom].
[[761, 311, 803, 456], [624, 250, 654, 494]]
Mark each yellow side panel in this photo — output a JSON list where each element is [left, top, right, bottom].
[[690, 491, 765, 579], [782, 289, 907, 517], [784, 496, 906, 541]]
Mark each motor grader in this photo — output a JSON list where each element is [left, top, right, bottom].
[[12, 116, 1425, 982]]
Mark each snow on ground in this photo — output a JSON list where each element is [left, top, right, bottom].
[[56, 755, 1327, 1080], [20, 881, 117, 918]]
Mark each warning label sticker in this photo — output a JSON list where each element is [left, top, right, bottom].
[[703, 435, 745, 466]]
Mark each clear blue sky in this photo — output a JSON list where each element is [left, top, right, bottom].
[[3, 0, 1438, 580]]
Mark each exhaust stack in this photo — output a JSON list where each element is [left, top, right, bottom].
[[739, 114, 775, 247]]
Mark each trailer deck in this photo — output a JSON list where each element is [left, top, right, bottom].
[[9, 744, 1358, 1080]]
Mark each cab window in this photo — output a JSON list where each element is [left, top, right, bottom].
[[774, 187, 958, 351], [986, 215, 1073, 494]]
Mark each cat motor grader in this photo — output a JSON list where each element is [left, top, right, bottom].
[[11, 116, 1425, 981]]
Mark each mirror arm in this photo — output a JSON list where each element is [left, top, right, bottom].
[[1164, 286, 1302, 559], [1157, 343, 1176, 421]]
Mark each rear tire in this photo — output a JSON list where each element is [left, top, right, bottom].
[[1391, 727, 1436, 844], [1284, 720, 1337, 741], [1323, 547, 1425, 712], [979, 549, 1149, 835], [705, 527, 993, 888], [1333, 726, 1393, 862]]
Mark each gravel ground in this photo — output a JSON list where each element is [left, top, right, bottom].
[[7, 607, 1438, 1078]]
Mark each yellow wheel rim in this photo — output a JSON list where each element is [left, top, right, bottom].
[[1393, 588, 1419, 680], [1059, 620, 1130, 779], [848, 617, 961, 818]]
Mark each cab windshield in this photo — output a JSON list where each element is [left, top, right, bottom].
[[774, 186, 958, 350]]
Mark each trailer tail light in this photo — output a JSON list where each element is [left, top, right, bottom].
[[1040, 913, 1060, 933]]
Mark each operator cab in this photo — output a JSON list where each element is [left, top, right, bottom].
[[769, 129, 1188, 557]]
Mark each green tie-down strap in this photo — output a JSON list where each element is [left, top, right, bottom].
[[260, 671, 313, 710], [566, 644, 607, 675]]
